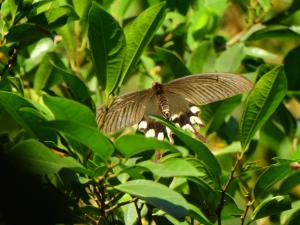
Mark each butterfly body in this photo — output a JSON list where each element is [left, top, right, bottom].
[[96, 73, 253, 141]]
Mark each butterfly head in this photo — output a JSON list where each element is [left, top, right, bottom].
[[152, 82, 163, 94]]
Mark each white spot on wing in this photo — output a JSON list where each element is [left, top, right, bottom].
[[190, 106, 200, 114], [157, 132, 164, 141], [145, 129, 155, 138], [138, 121, 147, 130], [182, 124, 194, 132], [171, 114, 180, 120], [190, 116, 203, 125]]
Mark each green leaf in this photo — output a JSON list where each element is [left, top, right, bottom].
[[34, 54, 54, 91], [246, 25, 300, 41], [88, 2, 126, 94], [6, 23, 52, 46], [187, 203, 213, 225], [286, 209, 300, 225], [29, 5, 79, 29], [215, 43, 245, 72], [280, 170, 300, 194], [253, 162, 293, 199], [252, 196, 291, 221], [44, 120, 114, 161], [115, 134, 179, 157], [138, 158, 204, 177], [51, 65, 95, 110], [155, 46, 190, 77], [0, 91, 38, 137], [275, 103, 297, 139], [239, 66, 287, 149], [284, 45, 300, 91], [114, 179, 189, 218], [120, 2, 166, 85], [43, 95, 97, 127], [150, 115, 221, 182], [8, 139, 85, 175], [201, 95, 241, 135]]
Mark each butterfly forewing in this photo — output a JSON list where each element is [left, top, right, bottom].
[[164, 73, 253, 106], [96, 89, 153, 133]]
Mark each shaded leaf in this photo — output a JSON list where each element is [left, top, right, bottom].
[[155, 46, 190, 77], [284, 45, 300, 91], [201, 95, 241, 135], [280, 170, 300, 194], [8, 139, 85, 175], [252, 196, 291, 220], [45, 120, 114, 161], [254, 162, 293, 199]]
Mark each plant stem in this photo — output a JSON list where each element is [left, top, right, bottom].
[[134, 200, 143, 225], [216, 152, 244, 225]]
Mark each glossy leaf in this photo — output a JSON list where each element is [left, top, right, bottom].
[[114, 179, 189, 218], [253, 162, 293, 199], [239, 66, 287, 149], [138, 158, 204, 177], [88, 2, 126, 94], [45, 120, 114, 161], [150, 115, 221, 182], [115, 134, 178, 157], [8, 139, 85, 175], [251, 196, 291, 221], [120, 2, 166, 85]]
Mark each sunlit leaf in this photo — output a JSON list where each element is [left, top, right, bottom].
[[88, 2, 126, 94], [115, 179, 189, 218], [239, 66, 287, 149], [120, 2, 166, 85]]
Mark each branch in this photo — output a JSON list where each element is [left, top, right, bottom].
[[216, 152, 244, 225]]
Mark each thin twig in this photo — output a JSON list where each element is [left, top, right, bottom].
[[216, 152, 244, 225], [134, 200, 143, 225], [105, 197, 138, 215], [240, 192, 253, 225]]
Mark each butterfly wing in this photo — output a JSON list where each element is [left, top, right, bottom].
[[164, 73, 253, 105], [96, 89, 153, 133]]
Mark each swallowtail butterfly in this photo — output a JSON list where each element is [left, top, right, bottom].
[[96, 73, 253, 142]]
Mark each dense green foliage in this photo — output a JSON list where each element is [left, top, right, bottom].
[[0, 0, 300, 225]]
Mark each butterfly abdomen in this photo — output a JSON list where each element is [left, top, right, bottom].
[[152, 82, 171, 119]]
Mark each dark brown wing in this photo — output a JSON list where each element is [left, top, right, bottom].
[[164, 73, 253, 105], [96, 89, 153, 133]]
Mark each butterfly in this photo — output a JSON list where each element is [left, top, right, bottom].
[[96, 73, 253, 142]]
